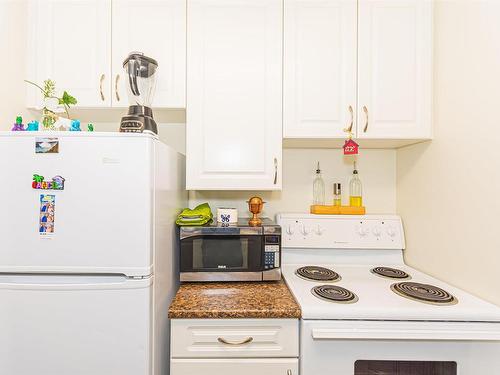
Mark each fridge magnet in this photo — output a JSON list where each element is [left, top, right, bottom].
[[39, 194, 56, 235], [343, 138, 359, 155], [32, 174, 66, 190], [35, 138, 59, 154]]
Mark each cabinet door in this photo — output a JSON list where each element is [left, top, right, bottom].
[[27, 0, 112, 108], [186, 0, 283, 190], [357, 0, 432, 139], [171, 358, 298, 375], [283, 0, 357, 139], [112, 0, 186, 109]]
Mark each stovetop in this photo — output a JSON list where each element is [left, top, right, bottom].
[[282, 263, 500, 322], [277, 213, 500, 323]]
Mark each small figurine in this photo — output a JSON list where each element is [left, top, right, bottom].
[[87, 123, 94, 132], [26, 120, 39, 131], [247, 196, 265, 226], [69, 119, 81, 132], [11, 116, 25, 131]]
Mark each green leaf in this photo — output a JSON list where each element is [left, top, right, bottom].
[[62, 91, 77, 105]]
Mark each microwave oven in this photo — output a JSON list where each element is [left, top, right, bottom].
[[179, 218, 281, 282]]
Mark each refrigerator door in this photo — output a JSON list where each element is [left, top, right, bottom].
[[0, 133, 155, 276], [0, 274, 152, 375]]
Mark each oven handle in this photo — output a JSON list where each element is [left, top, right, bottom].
[[311, 327, 500, 341]]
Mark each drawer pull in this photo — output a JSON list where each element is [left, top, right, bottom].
[[217, 336, 253, 346], [287, 370, 292, 375]]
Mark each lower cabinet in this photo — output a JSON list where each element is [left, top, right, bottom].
[[171, 358, 298, 375], [170, 318, 299, 375]]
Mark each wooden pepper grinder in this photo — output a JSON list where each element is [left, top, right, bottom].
[[247, 196, 264, 226]]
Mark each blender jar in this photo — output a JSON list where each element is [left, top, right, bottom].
[[123, 52, 158, 107]]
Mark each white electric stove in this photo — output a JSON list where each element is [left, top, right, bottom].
[[276, 214, 500, 375]]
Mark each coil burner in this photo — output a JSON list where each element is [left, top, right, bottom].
[[371, 266, 411, 280], [311, 285, 358, 304], [391, 282, 458, 305], [296, 266, 341, 282]]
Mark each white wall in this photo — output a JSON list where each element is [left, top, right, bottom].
[[397, 0, 500, 305], [190, 148, 396, 219]]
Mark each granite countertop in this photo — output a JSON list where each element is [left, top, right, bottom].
[[168, 280, 301, 319]]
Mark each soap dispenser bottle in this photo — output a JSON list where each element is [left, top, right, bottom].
[[313, 162, 325, 205], [349, 161, 363, 207]]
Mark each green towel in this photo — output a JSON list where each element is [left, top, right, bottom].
[[176, 203, 213, 226]]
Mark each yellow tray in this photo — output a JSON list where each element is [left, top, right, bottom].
[[310, 205, 366, 215]]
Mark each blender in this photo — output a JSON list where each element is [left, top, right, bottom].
[[119, 52, 158, 134]]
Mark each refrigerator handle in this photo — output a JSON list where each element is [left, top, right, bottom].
[[0, 274, 152, 290]]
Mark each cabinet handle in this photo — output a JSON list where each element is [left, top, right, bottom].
[[287, 370, 292, 375], [343, 105, 354, 133], [99, 74, 105, 101], [273, 157, 278, 185], [217, 337, 253, 346], [115, 74, 120, 102], [363, 106, 369, 132]]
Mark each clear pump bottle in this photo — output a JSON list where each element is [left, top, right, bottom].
[[349, 162, 363, 207], [313, 162, 325, 205]]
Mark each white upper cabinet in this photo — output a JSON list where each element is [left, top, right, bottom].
[[357, 0, 432, 139], [27, 0, 186, 109], [27, 0, 112, 108], [283, 0, 432, 141], [186, 0, 283, 190], [283, 0, 357, 138], [112, 0, 186, 108]]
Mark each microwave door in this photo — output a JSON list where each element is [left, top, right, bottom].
[[202, 239, 245, 270], [180, 235, 263, 273]]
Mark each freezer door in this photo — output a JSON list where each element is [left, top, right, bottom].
[[0, 274, 152, 375], [0, 133, 154, 275]]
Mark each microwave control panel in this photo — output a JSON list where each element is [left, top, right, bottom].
[[264, 235, 281, 269]]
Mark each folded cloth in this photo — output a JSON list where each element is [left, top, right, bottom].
[[176, 203, 213, 226]]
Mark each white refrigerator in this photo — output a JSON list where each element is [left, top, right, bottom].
[[0, 132, 186, 375]]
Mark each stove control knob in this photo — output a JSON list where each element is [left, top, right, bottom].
[[315, 225, 324, 236], [286, 225, 294, 235], [387, 226, 396, 237], [373, 226, 382, 237], [301, 225, 309, 236]]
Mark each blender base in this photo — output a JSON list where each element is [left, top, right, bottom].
[[120, 105, 158, 134]]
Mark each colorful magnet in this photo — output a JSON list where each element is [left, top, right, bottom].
[[39, 194, 56, 235], [35, 138, 59, 153], [32, 174, 65, 190], [87, 123, 94, 132]]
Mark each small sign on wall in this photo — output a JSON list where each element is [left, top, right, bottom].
[[343, 139, 359, 155]]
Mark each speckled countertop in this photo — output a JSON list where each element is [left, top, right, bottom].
[[168, 280, 301, 319]]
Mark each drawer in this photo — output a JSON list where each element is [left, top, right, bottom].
[[171, 358, 298, 375], [171, 318, 299, 358]]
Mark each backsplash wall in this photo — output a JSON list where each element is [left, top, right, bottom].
[[189, 148, 397, 219]]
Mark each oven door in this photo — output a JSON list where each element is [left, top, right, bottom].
[[180, 235, 264, 280], [301, 320, 500, 375]]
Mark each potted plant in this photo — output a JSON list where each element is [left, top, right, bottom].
[[25, 79, 77, 130]]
